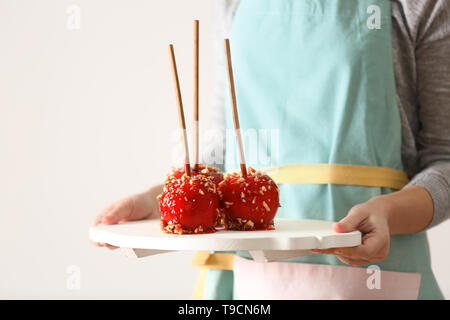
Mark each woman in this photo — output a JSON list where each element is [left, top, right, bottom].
[[92, 0, 450, 299]]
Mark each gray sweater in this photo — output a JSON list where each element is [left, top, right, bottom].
[[208, 0, 450, 228]]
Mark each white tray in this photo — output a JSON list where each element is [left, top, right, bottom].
[[89, 218, 361, 262]]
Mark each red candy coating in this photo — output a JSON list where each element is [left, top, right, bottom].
[[219, 167, 280, 230], [159, 174, 220, 234], [169, 165, 225, 229]]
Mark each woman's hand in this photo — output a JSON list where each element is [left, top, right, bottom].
[[312, 200, 391, 266], [312, 186, 434, 266], [90, 184, 163, 249]]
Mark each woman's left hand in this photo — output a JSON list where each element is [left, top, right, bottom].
[[312, 198, 391, 266]]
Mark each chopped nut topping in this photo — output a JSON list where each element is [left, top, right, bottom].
[[224, 201, 234, 208], [226, 218, 256, 230], [262, 201, 270, 212]]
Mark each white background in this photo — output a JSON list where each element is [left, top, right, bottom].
[[0, 0, 448, 299]]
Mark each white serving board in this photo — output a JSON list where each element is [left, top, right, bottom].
[[89, 218, 361, 261]]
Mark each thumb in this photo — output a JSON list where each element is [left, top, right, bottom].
[[333, 204, 368, 233]]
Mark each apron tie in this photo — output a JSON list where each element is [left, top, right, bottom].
[[191, 251, 235, 270], [262, 164, 409, 190], [191, 251, 235, 300]]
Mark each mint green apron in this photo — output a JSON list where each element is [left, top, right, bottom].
[[203, 0, 442, 299]]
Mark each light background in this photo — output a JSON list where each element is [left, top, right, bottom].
[[0, 0, 448, 299]]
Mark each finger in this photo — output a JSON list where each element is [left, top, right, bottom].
[[102, 199, 135, 225], [89, 238, 102, 247], [312, 248, 341, 255], [311, 248, 370, 266], [93, 213, 113, 226], [89, 237, 118, 249], [335, 255, 370, 267], [93, 202, 116, 226], [347, 231, 388, 260], [333, 205, 369, 233], [317, 231, 388, 260], [312, 247, 358, 256], [93, 213, 105, 226], [314, 247, 365, 259]]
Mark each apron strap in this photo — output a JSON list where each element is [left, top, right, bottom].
[[191, 251, 235, 270], [191, 251, 235, 300], [262, 164, 409, 190]]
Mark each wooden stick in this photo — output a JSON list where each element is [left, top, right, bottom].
[[224, 39, 247, 177], [168, 44, 191, 176], [193, 20, 200, 171]]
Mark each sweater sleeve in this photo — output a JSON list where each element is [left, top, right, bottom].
[[406, 0, 450, 228]]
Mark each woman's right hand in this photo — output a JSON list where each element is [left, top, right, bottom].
[[90, 184, 163, 249]]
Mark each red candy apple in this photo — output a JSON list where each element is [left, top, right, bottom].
[[158, 174, 220, 234], [168, 165, 226, 229], [219, 167, 280, 230]]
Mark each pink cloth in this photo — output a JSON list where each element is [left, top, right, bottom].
[[233, 255, 421, 300]]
